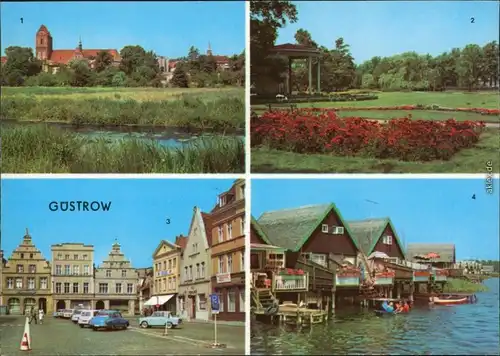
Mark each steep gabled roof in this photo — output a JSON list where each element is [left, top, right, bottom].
[[152, 240, 180, 259], [251, 215, 272, 245], [346, 217, 406, 259], [257, 203, 360, 252]]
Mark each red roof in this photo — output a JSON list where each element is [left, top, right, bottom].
[[49, 49, 120, 65], [175, 235, 188, 250], [201, 212, 213, 246], [213, 55, 229, 64], [37, 24, 50, 34]]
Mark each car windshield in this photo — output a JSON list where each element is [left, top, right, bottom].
[[81, 311, 91, 316], [74, 310, 82, 315]]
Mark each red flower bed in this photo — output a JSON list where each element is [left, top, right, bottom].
[[304, 106, 500, 116], [251, 109, 485, 161], [414, 270, 431, 277]]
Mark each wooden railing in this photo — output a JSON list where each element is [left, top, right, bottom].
[[272, 272, 309, 291], [296, 259, 335, 291]]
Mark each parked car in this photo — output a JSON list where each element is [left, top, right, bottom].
[[62, 309, 74, 319], [89, 311, 129, 331], [78, 310, 99, 328], [71, 309, 84, 323], [53, 309, 64, 318], [139, 311, 182, 329]]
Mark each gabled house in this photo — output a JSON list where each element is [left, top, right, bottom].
[[149, 239, 182, 313], [347, 218, 406, 260], [257, 203, 361, 269], [178, 207, 212, 321], [406, 243, 456, 269]]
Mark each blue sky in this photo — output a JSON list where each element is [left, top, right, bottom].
[[0, 1, 245, 58], [252, 178, 500, 260], [1, 178, 235, 267], [277, 1, 499, 63]]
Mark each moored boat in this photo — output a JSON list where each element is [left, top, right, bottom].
[[432, 296, 468, 305]]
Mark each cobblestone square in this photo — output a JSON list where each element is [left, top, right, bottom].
[[0, 316, 245, 355]]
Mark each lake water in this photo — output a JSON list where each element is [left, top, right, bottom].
[[2, 121, 244, 148], [251, 278, 500, 355]]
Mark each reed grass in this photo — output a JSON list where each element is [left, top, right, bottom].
[[442, 278, 489, 293], [1, 125, 244, 173]]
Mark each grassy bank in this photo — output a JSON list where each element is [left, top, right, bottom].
[[251, 129, 499, 173], [2, 126, 244, 173], [442, 278, 489, 293], [1, 87, 245, 131]]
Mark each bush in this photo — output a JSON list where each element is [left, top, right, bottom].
[[251, 109, 485, 161]]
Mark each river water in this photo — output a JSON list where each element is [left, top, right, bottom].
[[2, 121, 244, 148], [251, 278, 499, 355]]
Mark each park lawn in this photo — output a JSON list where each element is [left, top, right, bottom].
[[1, 86, 244, 102], [251, 129, 499, 173], [252, 91, 499, 110]]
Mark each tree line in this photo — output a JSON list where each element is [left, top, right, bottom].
[[0, 45, 244, 88], [251, 1, 499, 93]]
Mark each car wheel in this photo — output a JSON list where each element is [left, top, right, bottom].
[[166, 322, 173, 329], [79, 324, 84, 328], [140, 321, 149, 328], [92, 327, 97, 331]]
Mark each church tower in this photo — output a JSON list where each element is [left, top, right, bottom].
[[207, 42, 213, 56], [35, 25, 53, 60]]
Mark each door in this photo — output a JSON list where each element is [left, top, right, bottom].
[[190, 296, 196, 319], [8, 298, 21, 315]]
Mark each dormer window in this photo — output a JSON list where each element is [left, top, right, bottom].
[[219, 195, 226, 207], [322, 224, 329, 233]]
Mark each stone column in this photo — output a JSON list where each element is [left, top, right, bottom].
[[308, 56, 313, 94], [317, 58, 321, 93], [65, 299, 71, 309], [104, 300, 110, 309], [128, 300, 135, 315]]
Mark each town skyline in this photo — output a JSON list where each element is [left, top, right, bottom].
[[1, 178, 236, 267], [252, 178, 500, 260], [0, 1, 245, 58]]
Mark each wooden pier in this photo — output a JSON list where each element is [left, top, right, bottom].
[[253, 304, 328, 327]]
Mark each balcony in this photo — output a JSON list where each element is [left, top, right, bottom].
[[336, 271, 360, 287], [433, 269, 448, 282], [272, 271, 308, 291], [413, 270, 431, 282], [373, 271, 395, 285]]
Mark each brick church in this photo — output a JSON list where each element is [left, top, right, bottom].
[[34, 24, 121, 73]]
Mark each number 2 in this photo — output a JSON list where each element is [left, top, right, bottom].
[[470, 17, 475, 23]]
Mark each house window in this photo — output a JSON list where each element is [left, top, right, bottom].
[[41, 38, 44, 45], [311, 253, 327, 268], [64, 254, 69, 260], [241, 252, 244, 272], [17, 265, 24, 273], [40, 277, 48, 289], [83, 283, 89, 294], [55, 265, 62, 275], [64, 283, 70, 293], [127, 283, 133, 294], [172, 277, 176, 289], [73, 254, 79, 260], [322, 224, 329, 233], [184, 266, 188, 281], [219, 195, 226, 207], [228, 223, 233, 240], [15, 278, 23, 289], [83, 254, 88, 260], [218, 226, 223, 243], [198, 294, 207, 310], [201, 262, 205, 278], [122, 270, 127, 277], [168, 259, 172, 269], [240, 217, 245, 236], [227, 254, 233, 273], [218, 290, 225, 312], [239, 287, 245, 312], [84, 265, 89, 275], [196, 263, 200, 279], [27, 278, 35, 289], [163, 261, 166, 270], [218, 256, 224, 273], [29, 264, 36, 273], [115, 283, 122, 293], [189, 266, 193, 280], [7, 278, 14, 289], [29, 253, 33, 259], [57, 253, 62, 260], [64, 265, 70, 275], [383, 236, 393, 245], [20, 253, 24, 259], [228, 291, 236, 312], [73, 265, 79, 275], [106, 270, 111, 277], [173, 258, 176, 268], [55, 282, 62, 293], [73, 283, 79, 293], [99, 283, 108, 294]]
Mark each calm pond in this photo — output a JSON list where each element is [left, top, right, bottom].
[[251, 278, 499, 355], [2, 121, 244, 148]]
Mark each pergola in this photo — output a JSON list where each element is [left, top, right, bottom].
[[268, 43, 322, 96]]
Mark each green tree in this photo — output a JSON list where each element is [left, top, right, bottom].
[[456, 44, 484, 91], [170, 66, 189, 88], [3, 46, 42, 79], [94, 51, 114, 72], [68, 59, 92, 87], [111, 71, 127, 87]]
